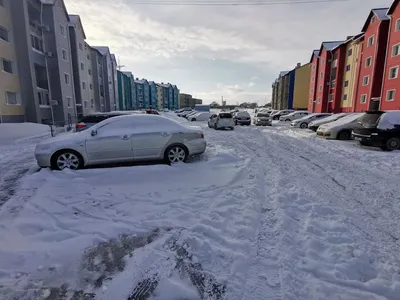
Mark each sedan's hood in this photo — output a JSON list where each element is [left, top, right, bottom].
[[38, 132, 86, 146]]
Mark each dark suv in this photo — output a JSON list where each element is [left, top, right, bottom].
[[75, 112, 127, 132], [352, 111, 400, 151]]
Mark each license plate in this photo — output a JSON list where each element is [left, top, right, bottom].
[[354, 137, 362, 141]]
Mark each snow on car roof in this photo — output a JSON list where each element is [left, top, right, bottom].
[[377, 111, 400, 130], [324, 113, 364, 127]]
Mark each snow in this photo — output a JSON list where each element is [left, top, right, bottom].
[[0, 123, 50, 146], [323, 112, 364, 128], [1, 116, 400, 299], [377, 111, 400, 130]]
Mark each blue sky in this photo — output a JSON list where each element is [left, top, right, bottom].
[[65, 0, 393, 104]]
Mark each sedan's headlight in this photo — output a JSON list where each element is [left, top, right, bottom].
[[257, 118, 261, 122]]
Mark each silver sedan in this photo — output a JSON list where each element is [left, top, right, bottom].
[[35, 115, 207, 170]]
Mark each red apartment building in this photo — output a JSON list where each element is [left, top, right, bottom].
[[308, 50, 320, 112], [354, 8, 390, 112], [314, 41, 344, 113], [381, 0, 400, 110]]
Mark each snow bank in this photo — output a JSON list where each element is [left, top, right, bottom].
[[0, 123, 50, 145]]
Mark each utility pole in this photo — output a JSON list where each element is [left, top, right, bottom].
[[117, 56, 125, 71]]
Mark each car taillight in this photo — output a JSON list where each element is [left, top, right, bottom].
[[200, 133, 204, 139], [76, 123, 86, 130]]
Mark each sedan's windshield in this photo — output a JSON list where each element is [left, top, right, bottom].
[[257, 113, 269, 118], [358, 113, 383, 127]]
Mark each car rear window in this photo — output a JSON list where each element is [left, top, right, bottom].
[[79, 115, 108, 123], [257, 113, 269, 118], [219, 113, 232, 119]]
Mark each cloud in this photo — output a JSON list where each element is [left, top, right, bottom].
[[248, 82, 256, 88]]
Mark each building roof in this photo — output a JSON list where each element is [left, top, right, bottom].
[[135, 79, 148, 84], [279, 71, 289, 77], [68, 15, 86, 39], [317, 41, 345, 55], [388, 0, 400, 15], [361, 8, 389, 32], [110, 54, 117, 63], [309, 49, 319, 63], [41, 0, 70, 21], [92, 46, 110, 56], [123, 71, 133, 77]]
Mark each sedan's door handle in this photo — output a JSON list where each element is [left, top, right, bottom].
[[121, 135, 130, 140]]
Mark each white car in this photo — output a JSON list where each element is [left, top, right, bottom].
[[188, 112, 211, 122], [271, 109, 295, 120], [308, 113, 349, 131], [317, 113, 364, 140], [291, 113, 332, 129], [35, 115, 207, 170], [208, 112, 235, 130], [280, 111, 310, 122]]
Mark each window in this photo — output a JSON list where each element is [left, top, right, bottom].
[[309, 99, 313, 104], [346, 65, 351, 72], [317, 97, 321, 103], [60, 24, 66, 37], [64, 73, 70, 85], [386, 90, 396, 101], [88, 69, 92, 75], [347, 48, 353, 56], [366, 57, 372, 67], [84, 100, 88, 109], [62, 49, 67, 61], [319, 85, 322, 91], [368, 35, 374, 47], [343, 94, 348, 101], [90, 84, 93, 90], [5, 91, 20, 105], [82, 81, 86, 90], [311, 88, 314, 93], [97, 56, 101, 64], [312, 76, 315, 82], [392, 44, 400, 57], [333, 53, 338, 61], [360, 94, 367, 104], [363, 76, 370, 86], [80, 62, 84, 71], [87, 54, 90, 60], [67, 96, 72, 107], [344, 80, 349, 87], [1, 58, 13, 73], [0, 26, 9, 42], [371, 16, 376, 24], [30, 34, 44, 52], [313, 65, 316, 70], [38, 91, 50, 106], [91, 99, 94, 107], [322, 58, 325, 65], [320, 72, 324, 79], [79, 42, 83, 51], [389, 66, 399, 79], [328, 94, 334, 102], [396, 19, 400, 32]]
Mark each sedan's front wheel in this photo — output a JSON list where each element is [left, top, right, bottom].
[[165, 145, 187, 164], [51, 150, 83, 170], [300, 122, 308, 129]]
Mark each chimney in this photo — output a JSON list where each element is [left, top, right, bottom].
[[296, 63, 301, 68], [346, 36, 353, 40]]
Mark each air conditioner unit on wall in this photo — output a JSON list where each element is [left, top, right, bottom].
[[41, 25, 50, 32], [45, 52, 53, 57]]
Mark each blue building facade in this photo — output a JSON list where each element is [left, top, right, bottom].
[[172, 85, 179, 109], [135, 79, 150, 109], [148, 81, 158, 109]]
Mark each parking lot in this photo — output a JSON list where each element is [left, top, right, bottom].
[[1, 113, 400, 300]]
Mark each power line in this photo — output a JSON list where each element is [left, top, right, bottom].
[[110, 0, 349, 5]]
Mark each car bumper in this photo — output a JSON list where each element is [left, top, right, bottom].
[[236, 120, 251, 125], [352, 133, 383, 146], [256, 120, 272, 126], [291, 123, 300, 128], [308, 125, 319, 132], [316, 131, 333, 139], [35, 153, 51, 168], [186, 139, 207, 156]]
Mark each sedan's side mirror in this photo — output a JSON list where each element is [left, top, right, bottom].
[[91, 129, 97, 137]]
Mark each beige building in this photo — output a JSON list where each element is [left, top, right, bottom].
[[0, 0, 24, 122]]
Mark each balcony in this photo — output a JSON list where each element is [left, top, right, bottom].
[[34, 64, 48, 90]]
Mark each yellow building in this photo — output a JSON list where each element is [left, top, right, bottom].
[[0, 0, 24, 122], [293, 63, 311, 109], [157, 85, 163, 110], [340, 35, 362, 111]]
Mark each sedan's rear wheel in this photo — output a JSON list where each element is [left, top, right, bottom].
[[382, 137, 400, 151], [300, 122, 308, 129], [51, 150, 83, 170], [165, 145, 187, 164]]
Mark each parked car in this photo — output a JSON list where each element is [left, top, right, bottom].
[[234, 111, 251, 125], [75, 112, 130, 132], [188, 112, 211, 122], [208, 112, 235, 130], [146, 109, 159, 115], [176, 107, 192, 113], [352, 111, 400, 151], [179, 110, 194, 118], [184, 111, 199, 119], [308, 113, 349, 131], [254, 112, 272, 126], [270, 110, 294, 120], [317, 113, 364, 140], [35, 115, 206, 170], [291, 113, 332, 129], [279, 111, 309, 122]]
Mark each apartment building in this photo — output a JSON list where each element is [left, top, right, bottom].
[[135, 79, 150, 108], [308, 50, 320, 112], [92, 46, 118, 112], [354, 8, 390, 112], [68, 15, 95, 117], [292, 63, 311, 110], [148, 81, 158, 109], [157, 84, 163, 110], [172, 85, 179, 110], [381, 0, 400, 110], [90, 46, 106, 112], [0, 0, 24, 122], [10, 0, 76, 125]]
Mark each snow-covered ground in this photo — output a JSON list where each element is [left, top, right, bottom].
[[1, 116, 400, 300]]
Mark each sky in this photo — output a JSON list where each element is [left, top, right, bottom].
[[64, 0, 393, 105]]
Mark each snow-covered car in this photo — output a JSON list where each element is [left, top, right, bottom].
[[178, 110, 193, 117], [291, 113, 332, 129], [188, 112, 211, 122], [184, 111, 199, 119], [35, 115, 207, 170], [352, 111, 400, 151], [317, 113, 364, 140], [254, 112, 272, 126], [279, 111, 309, 122], [234, 111, 251, 125], [308, 113, 349, 131], [208, 112, 235, 130], [270, 109, 294, 120]]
